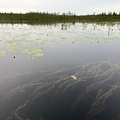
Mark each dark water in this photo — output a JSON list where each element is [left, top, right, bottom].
[[0, 22, 120, 120]]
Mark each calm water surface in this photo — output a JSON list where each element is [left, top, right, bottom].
[[0, 22, 120, 120], [0, 22, 120, 79]]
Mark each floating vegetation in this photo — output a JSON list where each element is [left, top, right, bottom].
[[33, 52, 44, 57], [22, 48, 44, 56], [0, 22, 119, 58], [0, 60, 120, 120], [0, 51, 7, 57], [8, 49, 20, 53]]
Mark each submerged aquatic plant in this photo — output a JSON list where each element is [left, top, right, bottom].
[[0, 60, 120, 120]]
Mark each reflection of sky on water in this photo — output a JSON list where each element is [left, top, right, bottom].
[[0, 22, 120, 78]]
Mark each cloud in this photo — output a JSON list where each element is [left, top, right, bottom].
[[0, 0, 119, 14]]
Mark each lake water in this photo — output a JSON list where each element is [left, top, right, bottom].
[[0, 22, 120, 79], [0, 22, 120, 120]]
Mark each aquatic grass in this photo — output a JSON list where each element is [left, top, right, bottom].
[[9, 60, 120, 120], [1, 60, 120, 120]]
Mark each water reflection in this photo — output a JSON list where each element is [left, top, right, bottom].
[[0, 21, 120, 120], [0, 22, 120, 76]]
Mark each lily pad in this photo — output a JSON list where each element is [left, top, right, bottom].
[[33, 53, 44, 56], [8, 49, 19, 53], [23, 49, 42, 54], [22, 48, 44, 56], [0, 51, 7, 57]]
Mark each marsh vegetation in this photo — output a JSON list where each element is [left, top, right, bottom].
[[0, 11, 120, 24]]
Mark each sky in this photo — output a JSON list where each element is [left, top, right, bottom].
[[0, 0, 120, 15]]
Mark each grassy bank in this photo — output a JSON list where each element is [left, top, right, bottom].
[[0, 12, 120, 23]]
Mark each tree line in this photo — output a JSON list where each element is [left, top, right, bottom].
[[0, 11, 120, 23]]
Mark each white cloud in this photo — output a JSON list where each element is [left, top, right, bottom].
[[0, 0, 119, 14]]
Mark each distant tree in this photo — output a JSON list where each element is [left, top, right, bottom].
[[108, 11, 112, 15], [113, 12, 117, 15], [93, 12, 95, 15], [101, 12, 106, 15], [68, 11, 72, 16]]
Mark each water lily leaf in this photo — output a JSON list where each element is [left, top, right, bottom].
[[8, 50, 19, 53], [33, 53, 44, 56], [0, 51, 7, 57], [22, 49, 43, 55]]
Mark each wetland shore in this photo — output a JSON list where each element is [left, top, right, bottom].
[[0, 12, 120, 24]]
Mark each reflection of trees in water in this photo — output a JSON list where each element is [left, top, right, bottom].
[[0, 60, 120, 120]]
